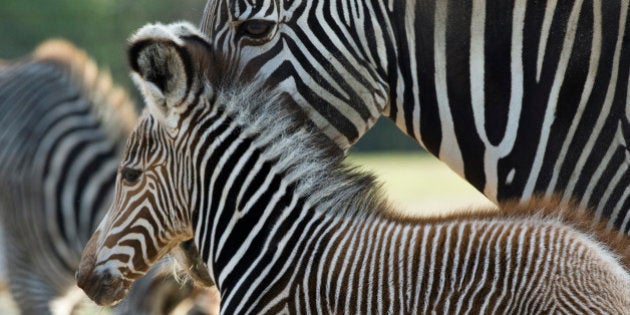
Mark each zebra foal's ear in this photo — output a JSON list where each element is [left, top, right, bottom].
[[127, 22, 211, 129]]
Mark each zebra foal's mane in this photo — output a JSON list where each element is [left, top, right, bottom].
[[214, 81, 392, 217], [32, 39, 138, 146]]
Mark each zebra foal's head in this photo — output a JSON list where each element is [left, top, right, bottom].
[[76, 22, 216, 306]]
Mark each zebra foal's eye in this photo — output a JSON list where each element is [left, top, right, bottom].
[[237, 20, 275, 40], [121, 167, 142, 184]]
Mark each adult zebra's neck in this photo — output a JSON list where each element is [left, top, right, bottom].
[[190, 83, 388, 293]]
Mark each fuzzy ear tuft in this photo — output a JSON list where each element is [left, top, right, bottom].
[[127, 22, 212, 130], [130, 42, 178, 93]]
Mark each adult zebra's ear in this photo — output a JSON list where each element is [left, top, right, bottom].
[[128, 22, 213, 130]]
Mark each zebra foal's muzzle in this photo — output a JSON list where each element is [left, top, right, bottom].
[[75, 266, 130, 306], [76, 230, 131, 306]]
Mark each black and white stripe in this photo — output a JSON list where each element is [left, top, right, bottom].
[[77, 23, 630, 314], [200, 0, 630, 233]]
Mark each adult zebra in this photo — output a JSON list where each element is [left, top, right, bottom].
[[0, 40, 212, 315], [200, 0, 630, 232], [77, 22, 630, 313]]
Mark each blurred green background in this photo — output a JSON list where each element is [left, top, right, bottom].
[[0, 0, 204, 96], [0, 0, 491, 213]]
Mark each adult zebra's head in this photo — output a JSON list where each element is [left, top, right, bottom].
[[201, 0, 390, 149], [77, 23, 216, 306]]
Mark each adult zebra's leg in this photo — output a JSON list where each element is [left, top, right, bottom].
[[4, 237, 71, 315]]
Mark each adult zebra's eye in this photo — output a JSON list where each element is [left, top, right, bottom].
[[238, 20, 275, 39], [121, 167, 142, 184]]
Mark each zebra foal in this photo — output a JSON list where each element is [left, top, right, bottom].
[[76, 22, 630, 314], [0, 40, 212, 315]]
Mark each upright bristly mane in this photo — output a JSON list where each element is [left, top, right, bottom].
[[32, 39, 138, 145], [212, 80, 391, 218]]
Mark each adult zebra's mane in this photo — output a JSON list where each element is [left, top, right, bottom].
[[32, 39, 138, 147]]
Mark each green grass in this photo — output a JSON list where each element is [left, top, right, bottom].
[[346, 152, 495, 216]]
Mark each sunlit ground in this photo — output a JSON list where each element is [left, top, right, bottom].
[[347, 152, 496, 217]]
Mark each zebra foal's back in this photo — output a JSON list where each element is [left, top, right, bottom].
[[343, 199, 630, 314]]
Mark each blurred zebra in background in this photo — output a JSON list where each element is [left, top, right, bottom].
[[76, 23, 630, 314], [200, 0, 630, 233], [0, 40, 215, 315]]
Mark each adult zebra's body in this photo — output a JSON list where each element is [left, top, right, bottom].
[[200, 0, 630, 232], [0, 40, 209, 315], [77, 23, 630, 314]]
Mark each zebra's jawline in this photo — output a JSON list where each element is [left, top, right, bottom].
[[199, 0, 630, 237]]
